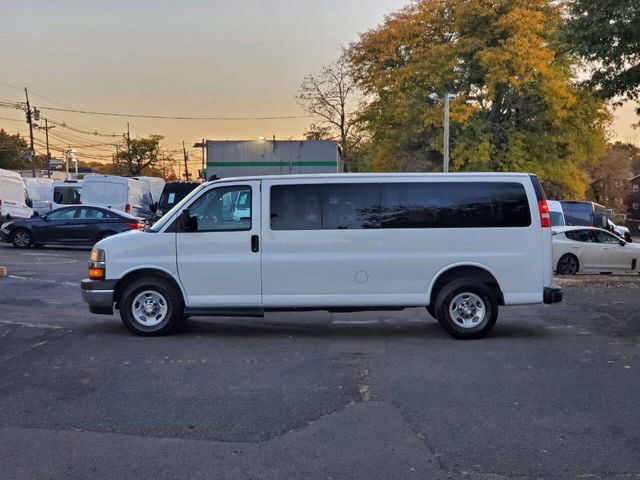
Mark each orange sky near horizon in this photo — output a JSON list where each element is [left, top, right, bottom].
[[1, 0, 638, 171]]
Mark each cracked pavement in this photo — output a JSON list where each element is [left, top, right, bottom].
[[0, 244, 639, 479]]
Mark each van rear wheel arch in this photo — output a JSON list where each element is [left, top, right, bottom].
[[428, 266, 504, 310]]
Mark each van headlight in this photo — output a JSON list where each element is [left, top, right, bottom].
[[88, 248, 106, 280]]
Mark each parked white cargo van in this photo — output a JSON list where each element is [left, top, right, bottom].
[[0, 168, 33, 221], [81, 175, 155, 218], [547, 200, 565, 227], [133, 176, 165, 205], [52, 179, 82, 210], [81, 173, 562, 339], [23, 177, 54, 214]]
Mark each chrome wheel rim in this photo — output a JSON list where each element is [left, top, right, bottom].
[[132, 290, 168, 327], [449, 292, 486, 329], [14, 231, 30, 247]]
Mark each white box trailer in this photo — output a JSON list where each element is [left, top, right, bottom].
[[205, 140, 340, 180]]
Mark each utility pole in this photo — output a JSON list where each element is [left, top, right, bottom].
[[201, 138, 205, 180], [37, 119, 55, 178], [182, 141, 189, 180], [24, 88, 36, 177]]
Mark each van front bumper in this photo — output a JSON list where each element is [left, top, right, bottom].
[[543, 287, 563, 304], [81, 279, 116, 315]]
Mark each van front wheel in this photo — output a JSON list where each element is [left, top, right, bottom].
[[435, 280, 498, 339], [119, 277, 183, 336]]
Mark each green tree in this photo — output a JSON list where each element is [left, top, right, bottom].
[[0, 129, 29, 170], [349, 0, 609, 198], [567, 0, 640, 110], [115, 134, 165, 175]]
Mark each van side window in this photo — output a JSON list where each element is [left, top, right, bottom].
[[271, 185, 322, 230], [381, 182, 530, 228], [270, 184, 380, 230], [188, 185, 251, 232]]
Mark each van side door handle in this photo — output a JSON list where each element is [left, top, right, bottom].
[[251, 235, 259, 253]]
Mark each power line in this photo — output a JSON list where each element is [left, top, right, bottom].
[[37, 105, 313, 121]]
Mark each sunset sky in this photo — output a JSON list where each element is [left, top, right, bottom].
[[1, 0, 638, 169]]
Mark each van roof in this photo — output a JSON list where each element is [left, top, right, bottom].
[[209, 172, 534, 183]]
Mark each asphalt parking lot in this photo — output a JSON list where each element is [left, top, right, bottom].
[[0, 243, 639, 479]]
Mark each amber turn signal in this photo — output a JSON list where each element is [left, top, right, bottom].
[[89, 267, 105, 280]]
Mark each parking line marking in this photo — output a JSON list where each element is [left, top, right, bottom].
[[0, 320, 68, 330], [7, 275, 79, 287]]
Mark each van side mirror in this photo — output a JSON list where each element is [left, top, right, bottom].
[[150, 202, 158, 213], [180, 209, 197, 231], [26, 199, 33, 208]]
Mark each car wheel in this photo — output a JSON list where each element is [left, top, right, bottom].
[[119, 277, 183, 336], [12, 228, 33, 249], [98, 231, 115, 242], [557, 254, 579, 275], [434, 279, 498, 339]]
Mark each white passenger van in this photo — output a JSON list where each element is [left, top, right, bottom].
[[52, 179, 82, 210], [23, 177, 54, 215], [81, 175, 155, 218], [133, 176, 165, 205], [81, 173, 562, 339], [0, 168, 33, 221]]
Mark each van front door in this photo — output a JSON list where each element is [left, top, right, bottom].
[[176, 181, 261, 307]]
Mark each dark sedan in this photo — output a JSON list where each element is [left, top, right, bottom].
[[0, 205, 145, 248]]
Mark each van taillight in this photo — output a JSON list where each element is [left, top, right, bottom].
[[538, 200, 550, 228], [125, 203, 131, 213]]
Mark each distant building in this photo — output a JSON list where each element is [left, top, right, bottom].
[[626, 175, 640, 236], [590, 177, 628, 215], [205, 140, 341, 180]]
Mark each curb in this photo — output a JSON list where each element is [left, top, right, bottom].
[[0, 266, 6, 277]]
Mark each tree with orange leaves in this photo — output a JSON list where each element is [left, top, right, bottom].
[[349, 0, 609, 198]]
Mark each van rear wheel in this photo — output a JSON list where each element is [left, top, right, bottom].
[[434, 280, 498, 339], [119, 277, 183, 336]]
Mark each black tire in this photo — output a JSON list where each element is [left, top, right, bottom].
[[98, 231, 115, 242], [557, 254, 579, 275], [434, 280, 498, 339], [119, 277, 183, 336], [12, 228, 33, 249]]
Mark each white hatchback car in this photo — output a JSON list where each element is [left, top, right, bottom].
[[553, 226, 640, 275]]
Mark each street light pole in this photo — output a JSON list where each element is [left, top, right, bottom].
[[443, 93, 450, 173]]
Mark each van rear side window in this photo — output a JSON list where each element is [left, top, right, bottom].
[[270, 182, 530, 230], [381, 182, 530, 228]]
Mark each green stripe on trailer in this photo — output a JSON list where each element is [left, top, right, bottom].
[[207, 161, 336, 167]]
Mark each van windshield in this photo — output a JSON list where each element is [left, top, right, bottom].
[[150, 183, 208, 231]]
